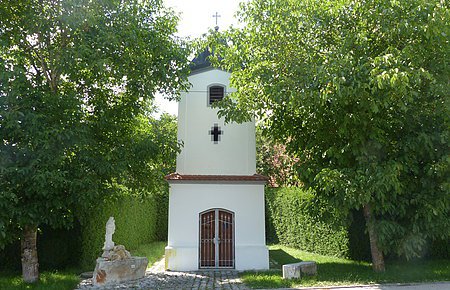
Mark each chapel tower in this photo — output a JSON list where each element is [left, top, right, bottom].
[[165, 49, 269, 271]]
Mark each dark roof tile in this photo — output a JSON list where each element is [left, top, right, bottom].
[[190, 49, 212, 73]]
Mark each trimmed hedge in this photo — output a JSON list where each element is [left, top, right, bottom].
[[265, 187, 350, 258], [154, 190, 169, 241], [0, 188, 169, 271], [79, 195, 159, 270], [265, 187, 450, 261], [0, 191, 168, 271]]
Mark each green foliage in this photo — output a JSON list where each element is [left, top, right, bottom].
[[265, 187, 349, 257], [348, 210, 372, 261], [154, 188, 170, 241], [0, 113, 177, 270], [213, 0, 450, 260], [0, 240, 21, 271], [430, 238, 450, 260], [241, 245, 450, 288], [0, 187, 171, 272], [0, 0, 189, 249], [37, 225, 82, 270], [78, 194, 159, 270]]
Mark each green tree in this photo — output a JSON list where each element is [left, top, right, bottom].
[[211, 0, 449, 271], [0, 0, 189, 282]]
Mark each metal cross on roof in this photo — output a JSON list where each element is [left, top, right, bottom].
[[212, 12, 221, 26]]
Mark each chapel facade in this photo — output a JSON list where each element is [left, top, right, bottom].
[[164, 50, 269, 271]]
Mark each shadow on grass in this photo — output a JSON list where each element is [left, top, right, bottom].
[[242, 249, 304, 289], [0, 271, 80, 290], [269, 249, 302, 269]]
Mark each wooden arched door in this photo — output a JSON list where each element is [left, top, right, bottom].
[[199, 209, 234, 268]]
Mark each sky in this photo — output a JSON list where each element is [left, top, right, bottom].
[[154, 0, 246, 116]]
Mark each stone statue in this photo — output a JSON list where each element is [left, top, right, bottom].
[[102, 217, 115, 258], [94, 216, 148, 286]]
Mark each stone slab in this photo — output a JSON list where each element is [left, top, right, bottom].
[[282, 261, 317, 279], [282, 263, 301, 279], [299, 261, 317, 275], [93, 256, 148, 286]]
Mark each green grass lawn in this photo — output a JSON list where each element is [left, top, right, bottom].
[[0, 241, 167, 290], [0, 271, 80, 290], [133, 241, 166, 268], [241, 245, 450, 289]]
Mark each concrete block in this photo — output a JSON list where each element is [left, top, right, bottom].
[[299, 261, 317, 275], [282, 261, 317, 279], [282, 263, 301, 279]]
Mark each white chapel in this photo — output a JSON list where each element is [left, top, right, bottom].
[[164, 48, 269, 271]]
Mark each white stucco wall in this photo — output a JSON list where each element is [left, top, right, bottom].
[[165, 182, 269, 271], [176, 69, 256, 175]]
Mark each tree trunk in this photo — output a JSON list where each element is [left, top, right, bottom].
[[363, 204, 385, 272], [21, 225, 39, 283]]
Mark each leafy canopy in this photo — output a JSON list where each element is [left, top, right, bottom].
[[211, 0, 449, 259], [0, 0, 189, 246]]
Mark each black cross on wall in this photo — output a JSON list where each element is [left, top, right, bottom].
[[209, 124, 223, 144]]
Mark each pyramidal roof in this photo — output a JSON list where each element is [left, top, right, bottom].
[[190, 48, 212, 74], [190, 27, 227, 75]]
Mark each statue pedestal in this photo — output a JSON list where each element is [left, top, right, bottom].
[[93, 256, 148, 286]]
